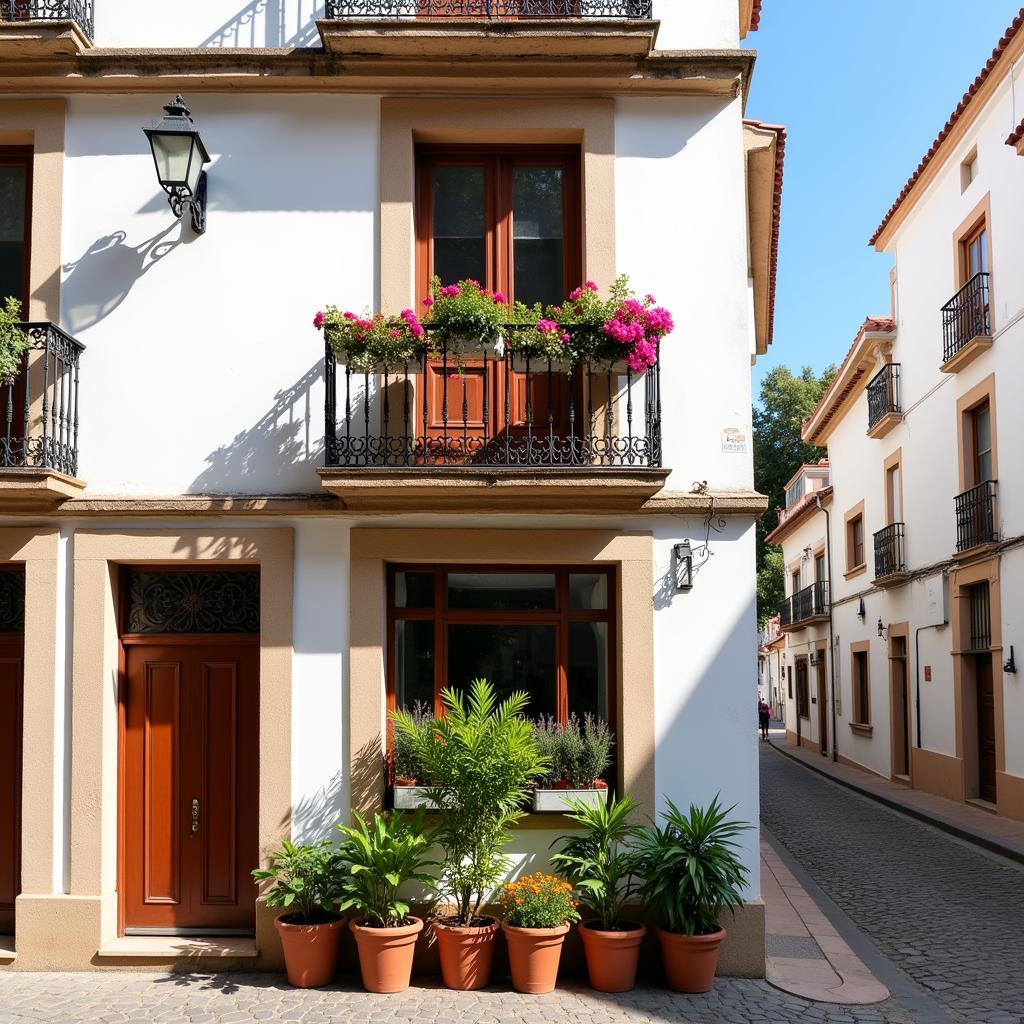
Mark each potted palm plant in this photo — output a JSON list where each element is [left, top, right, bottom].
[[635, 796, 750, 993], [551, 793, 645, 993], [498, 873, 579, 994], [533, 715, 612, 813], [335, 809, 437, 993], [251, 838, 345, 989], [392, 702, 437, 809], [391, 678, 546, 991]]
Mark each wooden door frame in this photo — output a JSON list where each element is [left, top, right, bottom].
[[887, 623, 911, 783], [815, 649, 828, 756]]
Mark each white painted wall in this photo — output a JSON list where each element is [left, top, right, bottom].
[[651, 0, 739, 50]]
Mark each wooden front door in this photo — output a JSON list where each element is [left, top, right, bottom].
[[891, 637, 910, 779], [816, 658, 828, 756], [0, 637, 23, 935], [123, 643, 259, 933], [976, 654, 996, 803]]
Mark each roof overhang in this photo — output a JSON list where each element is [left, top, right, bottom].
[[739, 0, 762, 40], [764, 486, 832, 546], [1007, 117, 1024, 155], [744, 119, 785, 356]]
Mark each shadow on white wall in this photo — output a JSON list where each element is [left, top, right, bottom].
[[200, 0, 326, 48]]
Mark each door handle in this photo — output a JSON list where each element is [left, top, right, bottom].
[[191, 798, 200, 836]]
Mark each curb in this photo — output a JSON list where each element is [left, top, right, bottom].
[[768, 740, 1024, 868]]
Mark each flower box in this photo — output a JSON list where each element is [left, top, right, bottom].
[[393, 785, 438, 810], [533, 787, 607, 813]]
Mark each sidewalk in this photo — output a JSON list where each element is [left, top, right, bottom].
[[769, 730, 1024, 864]]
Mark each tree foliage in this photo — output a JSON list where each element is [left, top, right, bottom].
[[753, 364, 836, 626]]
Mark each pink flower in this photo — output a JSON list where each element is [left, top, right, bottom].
[[645, 306, 674, 335], [343, 311, 357, 321], [569, 287, 583, 302], [466, 279, 481, 289], [562, 333, 571, 344], [313, 311, 326, 330], [585, 280, 599, 292], [492, 291, 507, 304], [440, 284, 461, 298], [423, 296, 434, 309], [536, 319, 560, 334]]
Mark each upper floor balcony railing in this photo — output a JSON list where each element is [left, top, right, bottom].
[[2, 323, 83, 479], [324, 1, 653, 18], [0, 0, 94, 39], [941, 271, 990, 367], [324, 327, 661, 470], [778, 581, 829, 632], [955, 480, 997, 554], [873, 522, 906, 582], [866, 362, 901, 434]]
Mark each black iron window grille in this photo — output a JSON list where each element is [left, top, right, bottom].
[[0, 323, 83, 478], [873, 522, 906, 578], [968, 581, 991, 651], [325, 1, 653, 17], [125, 571, 260, 635], [955, 479, 998, 553], [866, 363, 901, 429], [941, 271, 990, 363], [0, 0, 94, 39], [0, 570, 25, 635], [324, 328, 661, 469]]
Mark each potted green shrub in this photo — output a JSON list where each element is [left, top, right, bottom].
[[0, 297, 29, 386], [392, 701, 437, 810], [635, 796, 750, 993], [335, 809, 437, 993], [551, 793, 645, 993], [533, 714, 612, 813], [251, 838, 345, 989], [315, 306, 427, 373], [498, 872, 579, 994], [422, 278, 507, 360], [391, 678, 547, 991]]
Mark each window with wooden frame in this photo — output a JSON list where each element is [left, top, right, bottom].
[[791, 568, 801, 596], [960, 218, 988, 284], [795, 659, 809, 719], [846, 513, 865, 572], [852, 649, 870, 725], [970, 399, 993, 486], [415, 145, 582, 446], [885, 457, 903, 524], [0, 147, 32, 311], [388, 564, 614, 745], [814, 552, 826, 583]]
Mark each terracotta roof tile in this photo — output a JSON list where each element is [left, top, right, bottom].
[[751, 0, 762, 32], [1007, 116, 1024, 147], [870, 7, 1024, 246]]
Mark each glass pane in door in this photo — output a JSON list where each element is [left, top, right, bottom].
[[432, 166, 486, 287], [0, 166, 27, 305], [512, 166, 564, 308], [567, 621, 609, 723]]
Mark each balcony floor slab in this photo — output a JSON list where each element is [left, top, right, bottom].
[[0, 469, 85, 511], [941, 334, 992, 374]]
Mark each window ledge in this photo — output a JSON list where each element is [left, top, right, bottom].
[[848, 721, 873, 737], [843, 564, 867, 580]]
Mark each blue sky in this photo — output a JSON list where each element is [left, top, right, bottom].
[[744, 0, 1022, 396]]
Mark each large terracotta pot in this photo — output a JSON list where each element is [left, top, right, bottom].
[[433, 917, 500, 991], [657, 926, 726, 993], [578, 921, 647, 993], [350, 916, 424, 993], [274, 914, 344, 989], [502, 921, 570, 995]]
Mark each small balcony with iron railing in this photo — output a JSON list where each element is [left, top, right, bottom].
[[778, 581, 829, 633], [866, 362, 902, 439], [873, 522, 907, 587], [0, 0, 94, 50], [0, 322, 85, 507], [318, 1, 658, 58], [955, 480, 997, 555], [941, 272, 991, 373], [318, 327, 667, 511]]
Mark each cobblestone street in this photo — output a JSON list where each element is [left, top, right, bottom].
[[761, 742, 1024, 1024]]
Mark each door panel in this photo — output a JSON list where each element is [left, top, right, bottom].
[[0, 644, 23, 935], [124, 644, 258, 933], [976, 655, 996, 803], [816, 660, 827, 755]]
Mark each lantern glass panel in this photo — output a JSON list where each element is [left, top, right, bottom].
[[150, 133, 195, 190]]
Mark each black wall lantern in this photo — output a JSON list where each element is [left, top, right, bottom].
[[673, 541, 693, 591], [143, 95, 210, 235]]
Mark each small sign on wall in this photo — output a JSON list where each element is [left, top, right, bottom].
[[924, 665, 932, 682], [721, 428, 748, 454]]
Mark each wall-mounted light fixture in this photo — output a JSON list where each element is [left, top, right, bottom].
[[143, 95, 210, 235], [877, 617, 889, 641], [857, 597, 866, 620], [673, 541, 693, 591], [802, 545, 812, 561], [1005, 645, 1017, 674]]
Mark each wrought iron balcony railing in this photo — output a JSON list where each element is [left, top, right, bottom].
[[873, 522, 906, 579], [955, 480, 997, 553], [778, 581, 829, 629], [325, 1, 653, 18], [324, 328, 661, 469], [941, 271, 990, 364], [777, 595, 793, 629], [1, 323, 83, 478], [866, 362, 900, 430], [0, 0, 94, 39]]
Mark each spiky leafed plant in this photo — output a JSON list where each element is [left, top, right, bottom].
[[551, 793, 643, 931], [634, 796, 750, 937], [391, 679, 547, 926]]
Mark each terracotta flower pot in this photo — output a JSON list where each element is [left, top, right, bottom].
[[502, 921, 570, 995], [350, 916, 424, 993], [657, 926, 726, 993], [578, 921, 647, 993], [274, 914, 344, 989], [433, 917, 499, 991]]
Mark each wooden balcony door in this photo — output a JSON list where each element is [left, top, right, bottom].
[[416, 146, 581, 458], [975, 654, 996, 804]]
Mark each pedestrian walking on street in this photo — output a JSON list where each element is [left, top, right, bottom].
[[758, 700, 771, 741]]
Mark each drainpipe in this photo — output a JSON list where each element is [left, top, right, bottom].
[[817, 494, 839, 763]]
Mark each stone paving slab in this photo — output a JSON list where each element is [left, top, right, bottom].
[[0, 971, 921, 1024]]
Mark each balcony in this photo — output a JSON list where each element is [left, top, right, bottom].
[[941, 272, 991, 373], [318, 1, 658, 58], [0, 0, 94, 55], [0, 322, 85, 507], [873, 522, 907, 587], [955, 480, 997, 555], [866, 363, 902, 439], [778, 581, 829, 633], [318, 329, 668, 512]]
